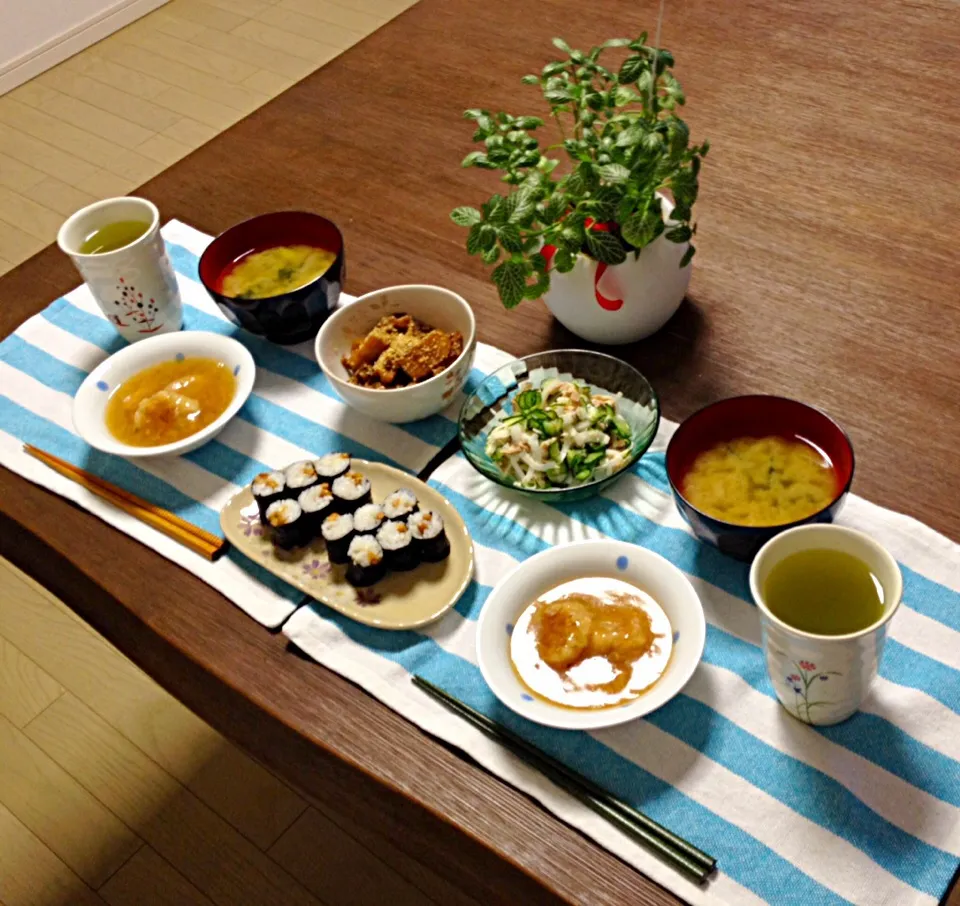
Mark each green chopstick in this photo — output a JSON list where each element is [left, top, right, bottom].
[[412, 675, 716, 885]]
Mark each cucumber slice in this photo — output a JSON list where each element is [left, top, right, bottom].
[[574, 467, 594, 483], [611, 414, 632, 439], [584, 449, 606, 466], [501, 414, 525, 427], [516, 389, 542, 412], [548, 441, 562, 463], [546, 465, 568, 485], [541, 417, 563, 436]]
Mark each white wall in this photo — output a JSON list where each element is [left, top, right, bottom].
[[0, 0, 170, 94]]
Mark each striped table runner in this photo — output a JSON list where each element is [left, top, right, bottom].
[[0, 220, 481, 627], [285, 418, 960, 905]]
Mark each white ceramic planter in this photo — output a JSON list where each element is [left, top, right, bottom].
[[542, 199, 691, 345]]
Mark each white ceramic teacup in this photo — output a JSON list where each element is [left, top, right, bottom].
[[57, 196, 182, 343], [750, 524, 902, 726]]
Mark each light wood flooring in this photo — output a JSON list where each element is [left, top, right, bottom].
[[0, 555, 475, 906], [0, 2, 468, 901], [0, 0, 416, 277]]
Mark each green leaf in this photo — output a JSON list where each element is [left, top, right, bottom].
[[665, 225, 692, 243], [615, 125, 644, 148], [614, 85, 640, 106], [492, 259, 528, 308], [585, 229, 627, 265], [461, 151, 487, 168], [552, 36, 572, 53], [466, 224, 484, 255], [517, 116, 544, 130], [521, 74, 539, 85], [621, 212, 658, 248], [545, 89, 573, 105], [479, 224, 497, 251], [463, 108, 485, 120], [481, 245, 501, 265], [497, 224, 524, 252], [450, 206, 482, 227], [554, 248, 576, 273], [618, 55, 646, 85], [599, 163, 631, 184], [541, 60, 568, 78], [559, 225, 584, 250], [523, 266, 550, 300], [485, 195, 508, 224], [602, 37, 631, 48], [679, 245, 696, 268], [509, 190, 537, 224], [542, 193, 568, 223]]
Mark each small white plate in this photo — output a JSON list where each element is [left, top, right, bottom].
[[72, 331, 255, 458], [476, 540, 706, 730]]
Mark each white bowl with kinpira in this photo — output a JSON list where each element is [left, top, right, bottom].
[[315, 284, 476, 424]]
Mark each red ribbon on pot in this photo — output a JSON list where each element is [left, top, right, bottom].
[[541, 219, 624, 312]]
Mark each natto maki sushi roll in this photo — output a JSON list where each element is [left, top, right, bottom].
[[332, 471, 372, 514], [376, 520, 419, 571], [298, 483, 333, 536], [320, 511, 354, 564], [382, 487, 418, 523], [314, 452, 351, 482], [284, 460, 319, 495], [353, 502, 386, 537], [346, 535, 386, 587], [265, 498, 311, 549], [408, 509, 450, 562], [251, 470, 287, 522]]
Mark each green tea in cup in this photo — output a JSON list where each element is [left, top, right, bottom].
[[750, 524, 902, 726], [79, 220, 150, 254], [763, 549, 885, 635], [58, 196, 182, 343]]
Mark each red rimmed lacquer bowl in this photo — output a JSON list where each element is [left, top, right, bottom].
[[665, 395, 855, 561], [199, 211, 344, 345]]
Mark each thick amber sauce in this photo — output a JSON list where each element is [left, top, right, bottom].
[[105, 357, 235, 447], [510, 577, 672, 710]]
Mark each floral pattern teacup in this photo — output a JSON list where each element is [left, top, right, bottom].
[[57, 196, 182, 344], [750, 525, 902, 726]]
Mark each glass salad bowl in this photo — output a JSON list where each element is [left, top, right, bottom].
[[458, 350, 660, 502]]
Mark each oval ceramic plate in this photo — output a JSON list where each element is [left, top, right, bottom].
[[476, 539, 706, 729], [220, 460, 474, 630]]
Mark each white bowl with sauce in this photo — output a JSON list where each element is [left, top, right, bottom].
[[73, 331, 255, 458], [476, 540, 706, 730]]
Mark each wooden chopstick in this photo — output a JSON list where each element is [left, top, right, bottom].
[[412, 675, 717, 885], [23, 444, 227, 562]]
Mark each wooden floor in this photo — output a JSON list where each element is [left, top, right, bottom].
[[0, 2, 480, 901], [0, 555, 476, 906], [0, 0, 416, 277]]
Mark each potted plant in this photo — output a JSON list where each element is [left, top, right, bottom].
[[451, 33, 709, 345]]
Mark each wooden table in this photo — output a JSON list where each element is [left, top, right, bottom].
[[1, 1, 958, 904]]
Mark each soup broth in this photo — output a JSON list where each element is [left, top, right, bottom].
[[510, 577, 672, 710], [682, 435, 837, 527], [764, 548, 885, 635], [105, 357, 236, 447], [218, 244, 336, 299], [79, 220, 150, 254]]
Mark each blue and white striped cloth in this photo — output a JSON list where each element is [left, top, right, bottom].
[[0, 221, 483, 627], [285, 404, 960, 902]]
